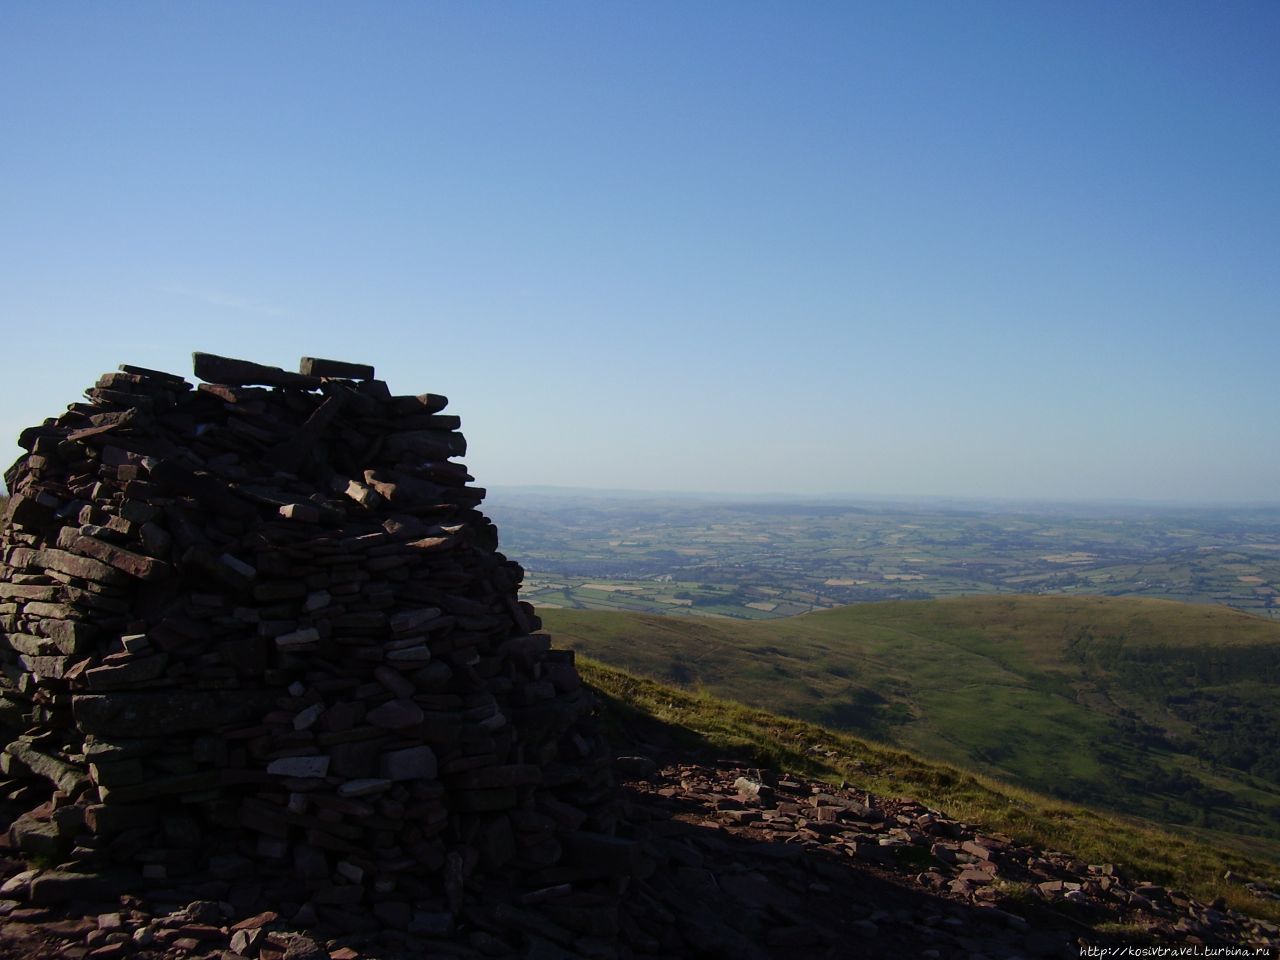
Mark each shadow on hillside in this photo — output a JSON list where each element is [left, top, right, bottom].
[[593, 685, 1161, 960], [612, 768, 1130, 960]]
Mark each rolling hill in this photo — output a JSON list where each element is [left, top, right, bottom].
[[541, 595, 1280, 855]]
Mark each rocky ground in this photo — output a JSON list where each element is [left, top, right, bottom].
[[3, 749, 1279, 960]]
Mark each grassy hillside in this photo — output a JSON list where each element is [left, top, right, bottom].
[[543, 595, 1280, 853], [580, 657, 1280, 925]]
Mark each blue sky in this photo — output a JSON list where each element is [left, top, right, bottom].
[[2, 2, 1277, 501]]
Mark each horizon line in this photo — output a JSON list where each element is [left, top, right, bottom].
[[486, 483, 1280, 510]]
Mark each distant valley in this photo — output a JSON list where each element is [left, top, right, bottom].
[[487, 491, 1280, 621], [496, 492, 1280, 853], [543, 595, 1280, 860]]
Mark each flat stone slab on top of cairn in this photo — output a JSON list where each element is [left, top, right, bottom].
[[297, 357, 376, 380]]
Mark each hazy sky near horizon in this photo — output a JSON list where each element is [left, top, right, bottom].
[[2, 3, 1277, 502]]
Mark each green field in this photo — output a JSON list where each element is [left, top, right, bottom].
[[543, 595, 1280, 856]]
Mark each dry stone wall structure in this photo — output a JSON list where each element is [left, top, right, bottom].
[[0, 354, 619, 933]]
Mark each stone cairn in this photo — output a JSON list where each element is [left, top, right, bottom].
[[0, 354, 621, 937]]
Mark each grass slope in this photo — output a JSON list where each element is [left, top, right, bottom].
[[580, 658, 1280, 926], [543, 596, 1280, 854]]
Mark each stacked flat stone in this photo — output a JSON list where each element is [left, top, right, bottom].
[[0, 354, 619, 934]]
